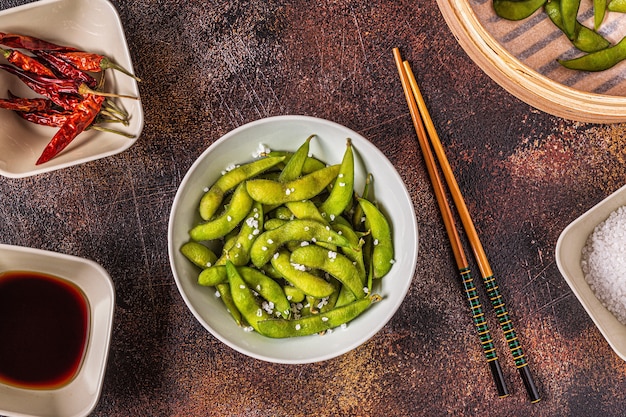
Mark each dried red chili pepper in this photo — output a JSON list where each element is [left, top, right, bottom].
[[17, 109, 70, 127], [0, 64, 80, 94], [0, 32, 78, 51], [35, 50, 97, 88], [0, 64, 81, 109], [0, 96, 53, 112], [52, 51, 141, 81], [0, 47, 55, 77], [11, 96, 130, 129], [0, 33, 137, 164], [36, 93, 105, 165], [0, 33, 140, 81], [16, 111, 68, 127], [15, 102, 128, 128], [0, 64, 136, 109]]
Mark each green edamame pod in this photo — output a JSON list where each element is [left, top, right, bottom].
[[238, 266, 291, 318], [594, 0, 607, 30], [358, 198, 394, 279], [290, 245, 365, 299], [285, 200, 328, 224], [284, 200, 339, 250], [226, 261, 270, 331], [283, 285, 306, 303], [264, 218, 287, 231], [180, 241, 218, 268], [270, 250, 336, 298], [268, 151, 326, 174], [260, 263, 283, 280], [300, 295, 316, 317], [559, 36, 626, 71], [319, 278, 341, 313], [278, 135, 315, 182], [302, 157, 326, 174], [250, 219, 353, 267], [545, 0, 610, 52], [560, 0, 581, 39], [246, 164, 341, 205], [222, 229, 239, 250], [331, 216, 366, 282], [319, 139, 354, 220], [190, 182, 254, 241], [352, 173, 372, 231], [216, 202, 264, 266], [335, 279, 356, 307], [199, 265, 289, 318], [270, 206, 295, 220], [608, 0, 626, 12], [199, 156, 285, 221], [493, 0, 547, 21], [198, 265, 228, 286], [215, 283, 242, 326], [256, 295, 381, 338], [303, 158, 326, 174], [307, 295, 322, 315]]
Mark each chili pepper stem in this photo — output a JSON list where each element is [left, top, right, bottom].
[[78, 83, 139, 100], [89, 125, 135, 138], [101, 56, 141, 82], [96, 115, 129, 126], [103, 98, 129, 119], [98, 109, 130, 126]]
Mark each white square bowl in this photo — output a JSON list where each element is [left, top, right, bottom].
[[556, 184, 626, 361], [0, 0, 143, 178], [0, 244, 115, 417]]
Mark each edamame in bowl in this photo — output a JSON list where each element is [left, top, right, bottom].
[[168, 115, 417, 364]]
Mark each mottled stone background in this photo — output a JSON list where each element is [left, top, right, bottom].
[[1, 0, 626, 416]]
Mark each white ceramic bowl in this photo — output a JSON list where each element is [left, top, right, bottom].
[[437, 0, 626, 123], [0, 0, 143, 178], [556, 184, 626, 361], [0, 244, 115, 417], [168, 115, 418, 364]]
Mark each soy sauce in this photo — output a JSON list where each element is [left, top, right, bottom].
[[0, 271, 90, 389]]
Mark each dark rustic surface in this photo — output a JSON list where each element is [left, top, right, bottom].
[[2, 0, 626, 416]]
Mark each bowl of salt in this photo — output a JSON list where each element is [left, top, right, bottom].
[[556, 184, 626, 361]]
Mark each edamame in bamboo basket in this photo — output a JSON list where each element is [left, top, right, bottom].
[[436, 0, 626, 122]]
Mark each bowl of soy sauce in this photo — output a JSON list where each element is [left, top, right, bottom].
[[0, 271, 89, 390], [0, 244, 115, 417]]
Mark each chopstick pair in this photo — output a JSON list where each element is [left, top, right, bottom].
[[392, 48, 540, 403]]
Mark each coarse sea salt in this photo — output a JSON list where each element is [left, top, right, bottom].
[[581, 206, 626, 325], [252, 143, 271, 158]]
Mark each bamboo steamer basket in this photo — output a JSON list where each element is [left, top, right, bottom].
[[436, 0, 626, 123]]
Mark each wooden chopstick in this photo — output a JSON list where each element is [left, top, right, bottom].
[[396, 50, 541, 404], [392, 48, 509, 399]]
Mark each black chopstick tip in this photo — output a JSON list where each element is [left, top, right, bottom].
[[488, 360, 510, 398], [518, 365, 541, 403]]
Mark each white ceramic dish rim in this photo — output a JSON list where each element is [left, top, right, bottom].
[[555, 183, 626, 361], [168, 115, 418, 364], [436, 0, 626, 123], [0, 0, 144, 178], [0, 244, 115, 417]]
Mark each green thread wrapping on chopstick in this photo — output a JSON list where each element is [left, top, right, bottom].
[[460, 268, 498, 362], [483, 275, 528, 368]]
